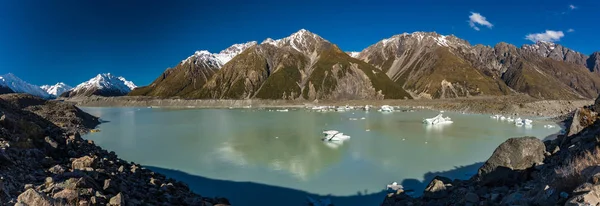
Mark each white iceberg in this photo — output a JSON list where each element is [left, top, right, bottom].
[[379, 105, 394, 112], [322, 130, 351, 142], [423, 114, 453, 125]]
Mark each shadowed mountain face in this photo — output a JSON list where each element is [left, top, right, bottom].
[[129, 42, 257, 98], [0, 86, 14, 94], [588, 52, 600, 74], [357, 33, 600, 99]]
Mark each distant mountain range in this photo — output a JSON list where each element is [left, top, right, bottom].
[[0, 73, 136, 99], [130, 29, 600, 100], [41, 82, 73, 98], [4, 29, 600, 100], [61, 73, 136, 97]]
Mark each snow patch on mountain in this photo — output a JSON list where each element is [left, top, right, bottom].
[[40, 82, 72, 97], [347, 51, 360, 58], [0, 73, 51, 98], [72, 73, 136, 94], [259, 29, 328, 55], [182, 41, 257, 68]]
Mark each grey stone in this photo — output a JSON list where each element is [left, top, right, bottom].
[[109, 192, 124, 206], [476, 137, 545, 186], [71, 155, 96, 170], [53, 188, 78, 202], [566, 184, 600, 206], [423, 178, 447, 199], [17, 188, 55, 206]]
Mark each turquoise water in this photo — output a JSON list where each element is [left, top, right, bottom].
[[81, 107, 559, 205]]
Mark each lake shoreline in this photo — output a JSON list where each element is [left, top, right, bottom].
[[63, 95, 592, 118]]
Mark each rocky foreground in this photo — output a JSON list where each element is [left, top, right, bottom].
[[382, 95, 600, 205], [0, 94, 229, 205]]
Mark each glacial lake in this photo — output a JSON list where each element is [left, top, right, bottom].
[[81, 107, 560, 206]]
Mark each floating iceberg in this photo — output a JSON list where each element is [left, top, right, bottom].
[[544, 124, 556, 128], [322, 130, 351, 142], [276, 109, 289, 112], [514, 118, 524, 126], [490, 114, 502, 119], [423, 114, 453, 125], [379, 105, 394, 112]]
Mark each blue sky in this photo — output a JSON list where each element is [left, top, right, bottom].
[[1, 0, 598, 86]]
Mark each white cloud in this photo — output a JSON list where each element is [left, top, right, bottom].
[[567, 28, 575, 33], [569, 4, 576, 10], [468, 12, 493, 31], [525, 30, 565, 42]]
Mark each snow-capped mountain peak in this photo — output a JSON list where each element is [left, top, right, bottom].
[[72, 73, 136, 94], [0, 73, 51, 98], [260, 29, 329, 55], [215, 41, 258, 64], [378, 32, 470, 49], [40, 82, 72, 97], [181, 41, 257, 69]]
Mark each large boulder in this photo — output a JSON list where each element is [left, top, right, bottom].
[[423, 176, 451, 199], [565, 183, 600, 206], [71, 155, 97, 170], [476, 137, 546, 186], [17, 189, 56, 206], [567, 108, 598, 137]]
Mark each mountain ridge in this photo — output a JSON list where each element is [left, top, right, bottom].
[[0, 73, 52, 98], [129, 29, 600, 100]]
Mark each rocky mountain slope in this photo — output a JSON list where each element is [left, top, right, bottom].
[[129, 30, 599, 100], [357, 33, 600, 99], [589, 52, 600, 74], [61, 73, 136, 97], [135, 29, 410, 100], [382, 94, 600, 205], [0, 73, 52, 99], [40, 82, 72, 98], [129, 42, 257, 97], [0, 93, 229, 205]]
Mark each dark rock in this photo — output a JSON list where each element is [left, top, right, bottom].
[[103, 179, 117, 194], [465, 192, 479, 203], [552, 146, 560, 154], [500, 192, 523, 205], [490, 193, 500, 202], [476, 137, 545, 186]]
